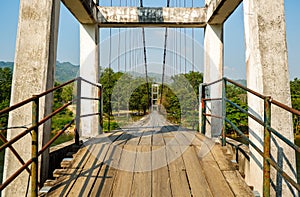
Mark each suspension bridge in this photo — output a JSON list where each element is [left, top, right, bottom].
[[0, 0, 300, 197]]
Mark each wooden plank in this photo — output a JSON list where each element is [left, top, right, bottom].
[[152, 132, 165, 146], [194, 145, 215, 162], [89, 132, 129, 196], [166, 145, 191, 197], [63, 132, 123, 196], [200, 161, 235, 197], [125, 133, 142, 146], [46, 144, 95, 196], [222, 171, 254, 197], [110, 147, 136, 197], [109, 137, 140, 197], [210, 145, 236, 171], [195, 132, 209, 141], [181, 146, 213, 197], [180, 131, 200, 146], [161, 129, 176, 145], [69, 143, 95, 169], [89, 142, 124, 196], [190, 133, 203, 146], [138, 130, 152, 146], [67, 143, 111, 196], [152, 145, 172, 197], [131, 146, 152, 197], [174, 131, 194, 146], [169, 170, 192, 197]]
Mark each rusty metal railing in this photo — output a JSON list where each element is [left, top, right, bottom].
[[200, 77, 300, 196], [0, 77, 102, 196]]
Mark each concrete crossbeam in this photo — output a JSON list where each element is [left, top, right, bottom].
[[61, 0, 240, 27], [97, 7, 207, 28], [61, 0, 207, 27], [61, 0, 96, 24], [206, 0, 242, 24]]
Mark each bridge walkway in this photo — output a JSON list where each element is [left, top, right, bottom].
[[44, 112, 253, 197]]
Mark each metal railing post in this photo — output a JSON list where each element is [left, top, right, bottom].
[[98, 84, 103, 134], [200, 83, 206, 134], [222, 78, 227, 146], [263, 96, 271, 197], [75, 77, 81, 145], [31, 96, 39, 197]]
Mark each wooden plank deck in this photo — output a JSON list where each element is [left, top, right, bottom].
[[43, 112, 253, 197]]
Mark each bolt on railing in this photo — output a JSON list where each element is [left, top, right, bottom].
[[0, 77, 103, 196], [200, 77, 300, 195]]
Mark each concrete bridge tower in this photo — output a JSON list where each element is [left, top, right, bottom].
[[2, 0, 100, 196]]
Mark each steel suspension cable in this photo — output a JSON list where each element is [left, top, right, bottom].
[[140, 0, 151, 110], [192, 0, 195, 73], [184, 0, 187, 74], [117, 0, 122, 116], [160, 0, 171, 105], [108, 0, 113, 131]]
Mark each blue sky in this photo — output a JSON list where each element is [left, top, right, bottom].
[[0, 1, 299, 79]]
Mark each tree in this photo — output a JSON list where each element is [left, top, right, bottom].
[[51, 81, 74, 132], [0, 67, 12, 128], [290, 78, 300, 135], [129, 80, 151, 115], [100, 68, 123, 116], [160, 71, 203, 127], [225, 84, 248, 134]]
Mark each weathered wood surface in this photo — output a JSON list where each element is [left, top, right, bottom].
[[44, 112, 253, 197]]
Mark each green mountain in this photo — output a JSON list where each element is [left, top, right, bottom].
[[55, 61, 79, 83], [0, 61, 247, 85], [0, 61, 13, 70], [234, 79, 247, 87], [0, 61, 79, 83]]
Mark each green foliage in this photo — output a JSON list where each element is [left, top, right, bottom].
[[61, 84, 74, 102], [182, 71, 203, 96], [0, 61, 79, 83], [161, 85, 181, 123], [50, 133, 74, 147], [103, 121, 120, 132], [51, 81, 74, 132], [55, 62, 79, 83], [129, 81, 151, 115], [0, 61, 14, 71], [291, 78, 300, 135], [161, 71, 203, 127], [225, 84, 248, 134], [0, 67, 12, 128], [100, 68, 124, 115], [51, 112, 74, 132], [100, 68, 152, 116]]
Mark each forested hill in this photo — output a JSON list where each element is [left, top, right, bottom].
[[0, 61, 13, 70], [0, 61, 79, 83]]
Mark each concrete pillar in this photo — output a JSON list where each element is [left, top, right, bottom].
[[79, 24, 100, 137], [3, 0, 60, 196], [244, 0, 296, 196], [204, 24, 224, 138]]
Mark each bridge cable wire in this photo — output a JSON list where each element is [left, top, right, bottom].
[[160, 0, 171, 106], [107, 0, 113, 131], [184, 0, 187, 74], [176, 0, 178, 75], [117, 0, 121, 115], [192, 0, 195, 73], [192, 0, 195, 89], [140, 0, 151, 110]]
